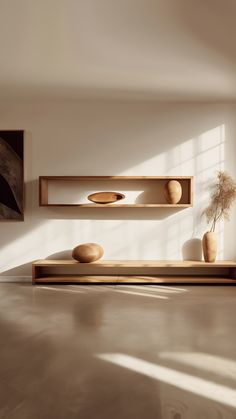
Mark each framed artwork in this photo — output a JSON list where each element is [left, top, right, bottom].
[[0, 130, 24, 221]]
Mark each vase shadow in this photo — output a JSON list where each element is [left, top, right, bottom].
[[182, 238, 203, 261]]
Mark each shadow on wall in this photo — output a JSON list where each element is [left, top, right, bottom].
[[29, 102, 226, 179], [38, 206, 186, 221], [46, 250, 73, 259], [0, 261, 33, 277], [177, 0, 236, 66], [0, 250, 74, 278], [182, 238, 203, 261]]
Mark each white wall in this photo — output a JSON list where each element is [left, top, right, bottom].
[[0, 100, 236, 277]]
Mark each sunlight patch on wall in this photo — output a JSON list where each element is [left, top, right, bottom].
[[0, 121, 228, 269]]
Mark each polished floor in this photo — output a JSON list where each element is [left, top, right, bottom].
[[0, 283, 236, 419]]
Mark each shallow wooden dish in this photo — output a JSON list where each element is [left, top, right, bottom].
[[87, 191, 125, 204]]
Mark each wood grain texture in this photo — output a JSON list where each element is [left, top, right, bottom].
[[88, 191, 125, 204], [35, 276, 118, 283], [229, 268, 236, 279], [164, 180, 182, 204], [32, 259, 236, 284], [33, 259, 236, 267], [39, 176, 194, 180], [33, 275, 236, 284], [202, 232, 217, 263], [38, 203, 192, 208], [39, 178, 48, 205], [116, 276, 236, 284]]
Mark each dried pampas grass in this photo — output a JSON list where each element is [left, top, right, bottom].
[[203, 171, 236, 232]]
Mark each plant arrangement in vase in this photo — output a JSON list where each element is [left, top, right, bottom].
[[202, 171, 236, 262]]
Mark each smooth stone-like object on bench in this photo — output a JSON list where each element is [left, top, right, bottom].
[[72, 243, 104, 263], [88, 191, 125, 204]]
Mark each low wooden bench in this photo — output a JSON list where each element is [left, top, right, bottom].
[[32, 260, 236, 284]]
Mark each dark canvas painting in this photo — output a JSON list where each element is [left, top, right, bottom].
[[0, 130, 24, 220]]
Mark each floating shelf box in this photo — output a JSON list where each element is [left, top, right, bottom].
[[39, 176, 193, 208]]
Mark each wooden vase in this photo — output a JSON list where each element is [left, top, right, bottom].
[[202, 232, 217, 263], [164, 180, 182, 204]]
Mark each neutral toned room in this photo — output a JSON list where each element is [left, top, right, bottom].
[[1, 1, 236, 418]]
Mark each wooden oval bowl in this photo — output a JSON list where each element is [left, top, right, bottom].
[[72, 243, 104, 263], [88, 191, 125, 204]]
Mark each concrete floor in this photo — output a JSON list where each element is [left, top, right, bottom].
[[0, 283, 236, 419]]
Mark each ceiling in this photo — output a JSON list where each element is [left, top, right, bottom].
[[1, 0, 236, 101]]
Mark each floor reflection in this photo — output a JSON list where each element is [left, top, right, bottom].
[[0, 283, 235, 418], [97, 353, 236, 415]]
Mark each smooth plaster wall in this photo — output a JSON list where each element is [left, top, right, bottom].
[[0, 100, 236, 277]]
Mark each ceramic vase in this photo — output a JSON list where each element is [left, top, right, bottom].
[[202, 232, 217, 262], [164, 180, 182, 204]]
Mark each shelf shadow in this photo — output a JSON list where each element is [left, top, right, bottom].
[[38, 206, 188, 220]]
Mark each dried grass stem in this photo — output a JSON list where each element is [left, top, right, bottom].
[[203, 171, 236, 232]]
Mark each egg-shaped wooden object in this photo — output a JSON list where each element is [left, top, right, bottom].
[[164, 180, 182, 204], [72, 243, 104, 263]]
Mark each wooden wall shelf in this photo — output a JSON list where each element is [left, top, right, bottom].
[[32, 260, 236, 284], [39, 176, 193, 208]]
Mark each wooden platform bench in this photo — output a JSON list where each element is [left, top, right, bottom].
[[32, 260, 236, 284]]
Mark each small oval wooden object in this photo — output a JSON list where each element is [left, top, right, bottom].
[[164, 180, 182, 204], [72, 243, 104, 263], [202, 232, 217, 262], [88, 191, 125, 204]]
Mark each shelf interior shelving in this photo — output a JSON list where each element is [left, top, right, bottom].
[[39, 176, 193, 208]]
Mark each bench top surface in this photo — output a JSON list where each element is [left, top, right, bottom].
[[33, 260, 236, 268]]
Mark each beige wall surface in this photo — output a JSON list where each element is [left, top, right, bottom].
[[0, 100, 235, 277], [1, 0, 236, 101]]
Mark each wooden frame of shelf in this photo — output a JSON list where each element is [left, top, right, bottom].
[[32, 260, 236, 284], [39, 176, 193, 208]]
